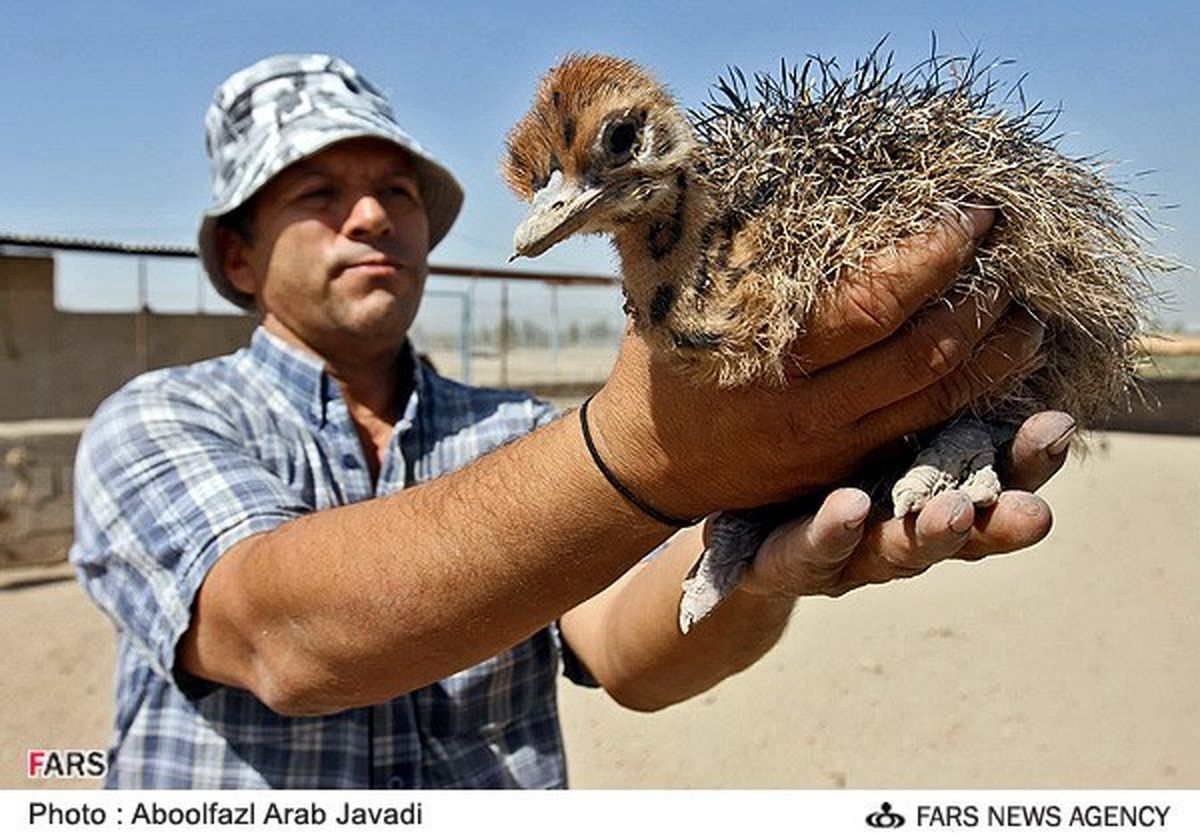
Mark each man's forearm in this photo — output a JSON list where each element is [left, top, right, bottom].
[[181, 411, 673, 714], [561, 525, 795, 712]]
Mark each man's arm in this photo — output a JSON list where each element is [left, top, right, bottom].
[[179, 411, 671, 714], [179, 208, 1043, 715]]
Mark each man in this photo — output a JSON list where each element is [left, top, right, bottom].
[[71, 54, 1072, 788]]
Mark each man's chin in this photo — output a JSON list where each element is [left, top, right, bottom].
[[333, 296, 419, 344]]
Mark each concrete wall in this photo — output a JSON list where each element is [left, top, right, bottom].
[[0, 253, 256, 421], [0, 252, 258, 566], [0, 420, 84, 568]]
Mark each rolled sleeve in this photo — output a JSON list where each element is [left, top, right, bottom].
[[70, 380, 310, 689]]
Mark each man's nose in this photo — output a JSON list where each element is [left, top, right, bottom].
[[344, 193, 393, 239]]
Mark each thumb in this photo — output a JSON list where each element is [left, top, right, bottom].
[[741, 488, 871, 597]]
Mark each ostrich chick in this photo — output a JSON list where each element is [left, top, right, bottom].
[[503, 51, 1161, 631]]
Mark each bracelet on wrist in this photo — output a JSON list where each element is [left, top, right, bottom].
[[578, 395, 704, 528]]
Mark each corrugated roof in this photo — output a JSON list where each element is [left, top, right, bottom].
[[0, 232, 196, 257]]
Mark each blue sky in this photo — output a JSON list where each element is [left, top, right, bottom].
[[1, 0, 1197, 329]]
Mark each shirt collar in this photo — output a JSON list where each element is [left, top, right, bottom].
[[247, 325, 424, 429]]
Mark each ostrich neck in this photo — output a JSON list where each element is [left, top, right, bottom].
[[612, 168, 714, 322]]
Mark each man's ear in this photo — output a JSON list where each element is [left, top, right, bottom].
[[216, 225, 258, 298]]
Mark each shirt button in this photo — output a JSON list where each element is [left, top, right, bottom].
[[342, 454, 360, 469], [386, 775, 405, 789]]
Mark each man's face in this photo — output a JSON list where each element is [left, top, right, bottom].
[[223, 136, 431, 357]]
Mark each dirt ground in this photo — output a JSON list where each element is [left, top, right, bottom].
[[2, 431, 1197, 789]]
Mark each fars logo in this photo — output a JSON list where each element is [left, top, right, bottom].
[[26, 750, 108, 780]]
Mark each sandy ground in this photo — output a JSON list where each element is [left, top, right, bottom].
[[2, 431, 1197, 789]]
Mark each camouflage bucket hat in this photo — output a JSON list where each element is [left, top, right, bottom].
[[197, 54, 464, 309]]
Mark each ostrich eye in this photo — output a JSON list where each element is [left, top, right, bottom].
[[602, 117, 641, 163]]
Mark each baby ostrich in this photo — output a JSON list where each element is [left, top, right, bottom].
[[503, 50, 1163, 631]]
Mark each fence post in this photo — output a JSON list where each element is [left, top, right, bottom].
[[550, 283, 560, 381], [460, 286, 473, 385], [499, 279, 509, 387], [135, 257, 149, 371]]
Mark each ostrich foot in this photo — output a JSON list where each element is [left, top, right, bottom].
[[891, 417, 1007, 517], [679, 509, 777, 634]]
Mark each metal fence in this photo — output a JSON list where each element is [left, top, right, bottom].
[[1, 232, 624, 390]]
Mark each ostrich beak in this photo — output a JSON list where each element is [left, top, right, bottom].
[[512, 170, 608, 259]]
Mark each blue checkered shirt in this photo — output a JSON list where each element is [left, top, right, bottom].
[[70, 327, 593, 788]]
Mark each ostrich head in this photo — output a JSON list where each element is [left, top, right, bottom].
[[503, 54, 696, 258]]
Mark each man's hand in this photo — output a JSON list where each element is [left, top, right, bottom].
[[738, 411, 1075, 600], [590, 207, 1045, 519]]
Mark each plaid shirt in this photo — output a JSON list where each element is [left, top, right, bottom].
[[70, 327, 593, 788]]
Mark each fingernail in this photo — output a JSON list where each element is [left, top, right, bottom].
[[1016, 494, 1047, 518], [844, 508, 870, 531], [962, 206, 995, 241], [949, 497, 974, 534], [1045, 422, 1077, 457], [843, 493, 872, 530], [1016, 309, 1046, 348]]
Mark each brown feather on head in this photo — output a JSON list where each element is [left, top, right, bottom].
[[502, 54, 696, 258]]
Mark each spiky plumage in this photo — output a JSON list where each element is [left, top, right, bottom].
[[505, 47, 1167, 420]]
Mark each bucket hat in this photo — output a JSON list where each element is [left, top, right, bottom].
[[197, 54, 464, 309]]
